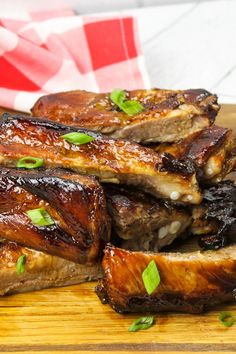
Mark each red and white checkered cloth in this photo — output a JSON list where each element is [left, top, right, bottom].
[[0, 9, 150, 112]]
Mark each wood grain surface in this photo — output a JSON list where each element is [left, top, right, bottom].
[[0, 105, 236, 353]]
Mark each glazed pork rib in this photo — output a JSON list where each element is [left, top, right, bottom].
[[105, 185, 192, 251], [106, 181, 236, 252], [0, 114, 202, 204], [154, 125, 236, 182], [96, 244, 236, 314], [0, 241, 102, 295], [0, 168, 110, 264], [191, 180, 236, 250], [31, 88, 220, 143]]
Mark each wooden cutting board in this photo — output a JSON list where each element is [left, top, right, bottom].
[[0, 105, 236, 354]]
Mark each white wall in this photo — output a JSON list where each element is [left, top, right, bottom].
[[0, 0, 226, 15]]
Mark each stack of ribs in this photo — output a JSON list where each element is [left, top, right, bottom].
[[0, 87, 236, 313]]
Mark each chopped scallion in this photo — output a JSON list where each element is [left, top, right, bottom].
[[219, 312, 235, 327], [26, 208, 54, 227], [110, 88, 144, 115], [62, 132, 95, 145], [128, 316, 155, 332], [16, 254, 26, 275], [17, 156, 44, 169], [142, 260, 160, 295], [121, 100, 144, 115], [110, 88, 126, 110]]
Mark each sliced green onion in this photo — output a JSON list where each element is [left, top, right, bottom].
[[110, 88, 144, 116], [142, 260, 160, 295], [219, 312, 235, 327], [62, 132, 95, 145], [16, 254, 26, 275], [128, 316, 154, 332], [17, 156, 44, 169], [26, 208, 54, 227], [110, 88, 126, 110], [122, 100, 144, 115]]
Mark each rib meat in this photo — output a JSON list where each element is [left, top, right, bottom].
[[0, 114, 202, 204], [0, 241, 101, 295], [0, 168, 110, 264], [154, 125, 236, 182], [96, 244, 236, 313], [31, 88, 219, 143], [105, 185, 191, 251], [191, 181, 236, 250], [106, 181, 236, 252]]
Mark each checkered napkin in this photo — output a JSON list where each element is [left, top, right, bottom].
[[0, 8, 150, 112]]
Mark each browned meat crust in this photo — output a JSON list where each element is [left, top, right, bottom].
[[31, 88, 219, 143], [96, 244, 236, 313], [192, 181, 236, 250], [105, 185, 191, 251], [0, 241, 101, 295], [154, 125, 236, 182], [0, 168, 110, 264], [106, 181, 236, 251], [0, 114, 202, 204]]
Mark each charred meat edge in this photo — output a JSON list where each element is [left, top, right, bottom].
[[0, 167, 110, 264], [31, 88, 219, 143], [0, 241, 101, 296], [192, 180, 236, 250], [154, 125, 236, 182], [0, 114, 202, 204], [96, 244, 236, 314]]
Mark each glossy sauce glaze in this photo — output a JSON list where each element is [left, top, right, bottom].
[[31, 88, 220, 143], [96, 244, 236, 313], [0, 168, 110, 264], [0, 114, 202, 204], [155, 125, 235, 181]]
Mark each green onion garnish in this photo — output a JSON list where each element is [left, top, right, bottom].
[[219, 312, 235, 327], [62, 132, 95, 145], [128, 316, 155, 332], [17, 156, 44, 169], [121, 100, 144, 115], [16, 254, 26, 275], [110, 88, 126, 108], [142, 260, 160, 295], [26, 208, 54, 227], [110, 88, 144, 115]]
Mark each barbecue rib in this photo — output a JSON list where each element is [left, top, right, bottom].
[[31, 88, 219, 143], [105, 185, 191, 251], [0, 114, 202, 204], [106, 181, 236, 251], [96, 244, 236, 313], [191, 181, 236, 250], [153, 125, 236, 182], [0, 241, 101, 295], [0, 168, 110, 264]]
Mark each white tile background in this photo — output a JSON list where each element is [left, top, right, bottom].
[[0, 0, 235, 103]]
